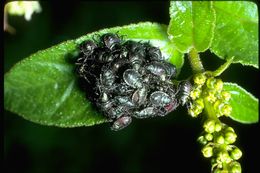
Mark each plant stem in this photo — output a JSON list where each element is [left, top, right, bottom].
[[188, 48, 205, 74], [203, 100, 220, 123], [212, 57, 234, 77]]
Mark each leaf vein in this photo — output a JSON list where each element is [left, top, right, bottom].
[[50, 79, 75, 116]]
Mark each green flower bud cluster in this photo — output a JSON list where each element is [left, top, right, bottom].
[[198, 119, 242, 173], [212, 161, 241, 173], [188, 73, 232, 118]]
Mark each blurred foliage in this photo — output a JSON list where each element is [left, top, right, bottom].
[[4, 2, 259, 173]]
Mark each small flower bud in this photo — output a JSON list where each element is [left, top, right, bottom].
[[217, 151, 232, 163], [214, 123, 222, 132], [188, 104, 203, 118], [230, 147, 242, 160], [212, 168, 223, 173], [194, 107, 203, 116], [216, 135, 225, 144], [206, 77, 216, 89], [197, 136, 207, 145], [205, 90, 217, 103], [190, 88, 202, 100], [202, 145, 213, 158], [195, 98, 204, 109], [203, 119, 216, 133], [213, 100, 224, 117], [188, 109, 197, 118], [213, 100, 222, 111], [205, 133, 213, 141], [220, 104, 232, 117], [215, 79, 223, 91], [229, 161, 242, 173], [221, 91, 231, 102], [225, 127, 235, 133], [194, 73, 207, 85], [225, 131, 237, 144]]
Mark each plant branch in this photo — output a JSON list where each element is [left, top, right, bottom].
[[203, 100, 220, 123], [188, 48, 205, 74], [212, 57, 234, 77]]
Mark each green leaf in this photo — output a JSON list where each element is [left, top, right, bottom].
[[4, 41, 105, 127], [4, 22, 183, 127], [168, 1, 215, 53], [210, 2, 258, 68], [223, 82, 259, 123]]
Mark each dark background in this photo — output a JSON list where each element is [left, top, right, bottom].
[[4, 1, 259, 173]]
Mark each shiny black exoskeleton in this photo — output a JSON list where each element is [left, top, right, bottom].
[[79, 40, 97, 56], [100, 33, 121, 50], [111, 116, 132, 131], [123, 69, 143, 89], [177, 80, 192, 107], [146, 47, 163, 61], [146, 61, 177, 81], [75, 32, 184, 131], [131, 85, 148, 106], [133, 107, 158, 119]]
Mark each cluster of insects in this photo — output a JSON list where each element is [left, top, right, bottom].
[[75, 33, 192, 131]]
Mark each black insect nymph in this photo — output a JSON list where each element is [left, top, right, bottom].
[[75, 32, 190, 131]]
